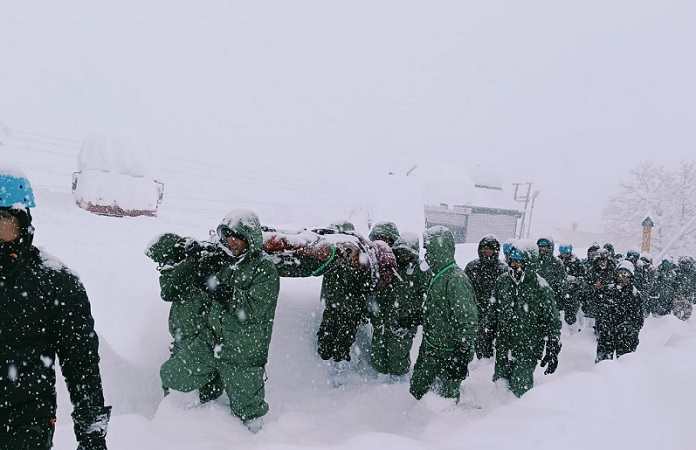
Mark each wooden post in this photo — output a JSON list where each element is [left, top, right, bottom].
[[641, 216, 654, 253]]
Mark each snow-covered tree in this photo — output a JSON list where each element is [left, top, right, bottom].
[[602, 161, 696, 257]]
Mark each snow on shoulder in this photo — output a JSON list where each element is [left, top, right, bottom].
[[37, 247, 78, 277]]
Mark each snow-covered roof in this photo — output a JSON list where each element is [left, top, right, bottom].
[[78, 133, 156, 177], [404, 162, 523, 212]]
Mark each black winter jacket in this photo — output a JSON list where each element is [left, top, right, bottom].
[[596, 281, 644, 354], [0, 246, 106, 428]]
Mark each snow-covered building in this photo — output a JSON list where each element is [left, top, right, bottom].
[[404, 163, 524, 244], [72, 134, 164, 217]]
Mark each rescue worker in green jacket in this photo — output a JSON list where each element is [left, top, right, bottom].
[[536, 237, 568, 315], [315, 221, 373, 385], [488, 242, 562, 397], [158, 210, 280, 433], [370, 231, 430, 380], [409, 226, 478, 402], [146, 233, 222, 402]]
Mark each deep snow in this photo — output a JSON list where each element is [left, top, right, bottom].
[[2, 151, 695, 450]]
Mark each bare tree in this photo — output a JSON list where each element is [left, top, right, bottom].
[[601, 162, 674, 254]]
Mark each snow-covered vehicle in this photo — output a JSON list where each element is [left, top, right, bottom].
[[71, 134, 164, 217]]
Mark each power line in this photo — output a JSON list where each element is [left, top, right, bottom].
[[8, 128, 82, 144], [160, 155, 348, 192], [166, 193, 324, 208], [2, 134, 80, 150], [3, 128, 350, 196], [0, 142, 76, 158], [162, 166, 347, 195]]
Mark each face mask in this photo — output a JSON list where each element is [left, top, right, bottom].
[[509, 263, 525, 282], [0, 239, 25, 277]]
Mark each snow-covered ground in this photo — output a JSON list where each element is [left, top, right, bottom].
[[3, 151, 695, 450]]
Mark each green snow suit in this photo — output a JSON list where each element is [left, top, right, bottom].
[[159, 211, 280, 422], [536, 237, 568, 311], [370, 234, 429, 376], [146, 233, 216, 355], [489, 245, 562, 397], [410, 226, 478, 401]]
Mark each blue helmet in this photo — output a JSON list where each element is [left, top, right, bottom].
[[0, 169, 36, 277], [509, 247, 525, 261], [558, 244, 573, 255], [0, 170, 36, 208]]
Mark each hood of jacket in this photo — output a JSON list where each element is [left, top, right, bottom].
[[392, 231, 420, 267], [369, 221, 400, 246], [423, 226, 456, 272], [216, 209, 263, 257], [478, 234, 501, 262], [509, 240, 540, 279], [536, 235, 556, 260]]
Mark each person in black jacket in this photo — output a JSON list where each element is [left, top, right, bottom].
[[584, 248, 616, 327], [464, 234, 506, 358], [595, 261, 644, 362], [557, 243, 586, 328], [673, 256, 696, 321], [0, 168, 110, 450]]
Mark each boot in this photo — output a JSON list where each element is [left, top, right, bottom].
[[330, 359, 351, 388], [243, 417, 264, 433], [199, 373, 224, 404]]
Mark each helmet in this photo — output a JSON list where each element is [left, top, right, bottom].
[[0, 169, 36, 208], [537, 238, 552, 247], [0, 168, 36, 277], [509, 248, 525, 261], [502, 238, 514, 256], [617, 260, 635, 276], [558, 244, 573, 255]]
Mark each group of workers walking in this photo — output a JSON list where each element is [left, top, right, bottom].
[[5, 164, 693, 448]]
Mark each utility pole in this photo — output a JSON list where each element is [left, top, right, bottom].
[[512, 182, 534, 239], [525, 190, 541, 238]]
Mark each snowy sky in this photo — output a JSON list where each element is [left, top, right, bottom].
[[1, 0, 695, 233]]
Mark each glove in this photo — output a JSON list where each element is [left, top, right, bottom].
[[73, 405, 111, 450], [389, 323, 410, 339], [540, 339, 561, 375], [443, 346, 470, 380], [196, 255, 224, 292], [179, 237, 204, 258]]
